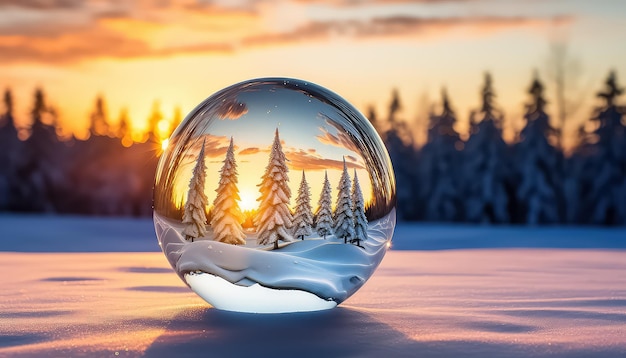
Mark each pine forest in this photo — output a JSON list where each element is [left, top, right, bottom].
[[1, 71, 626, 226], [181, 129, 369, 250]]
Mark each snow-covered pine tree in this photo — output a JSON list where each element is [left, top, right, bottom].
[[351, 169, 368, 247], [462, 73, 511, 223], [334, 159, 355, 243], [564, 124, 594, 223], [255, 128, 294, 249], [420, 88, 462, 221], [315, 171, 333, 239], [587, 71, 626, 225], [182, 140, 208, 241], [22, 88, 65, 213], [383, 89, 418, 220], [0, 89, 21, 211], [515, 74, 562, 224], [292, 171, 314, 240], [210, 137, 246, 245]]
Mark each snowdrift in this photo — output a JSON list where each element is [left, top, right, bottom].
[[154, 211, 394, 312]]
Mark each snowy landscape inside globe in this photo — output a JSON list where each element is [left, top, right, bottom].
[[153, 78, 396, 313]]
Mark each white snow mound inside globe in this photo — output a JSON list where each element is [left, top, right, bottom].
[[154, 211, 394, 313], [185, 273, 337, 313]]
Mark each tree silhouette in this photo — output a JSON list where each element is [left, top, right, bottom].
[[383, 89, 418, 220], [366, 105, 381, 134], [0, 71, 625, 226], [334, 159, 355, 244], [1, 89, 14, 127], [117, 108, 133, 147], [182, 140, 208, 241], [587, 71, 626, 225], [515, 74, 562, 224], [420, 88, 463, 221], [386, 89, 414, 146], [211, 137, 246, 245], [21, 88, 64, 212], [351, 169, 368, 247], [388, 89, 401, 131], [169, 106, 183, 137], [293, 171, 314, 240], [89, 96, 110, 137], [0, 89, 21, 211], [563, 123, 593, 224], [480, 73, 502, 127], [315, 171, 333, 239], [255, 129, 294, 249], [147, 100, 163, 142], [462, 73, 511, 223]]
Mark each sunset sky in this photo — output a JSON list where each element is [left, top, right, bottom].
[[165, 81, 377, 213], [1, 0, 625, 146]]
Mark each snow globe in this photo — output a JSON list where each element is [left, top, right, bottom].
[[153, 78, 396, 313]]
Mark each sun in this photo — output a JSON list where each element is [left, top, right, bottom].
[[238, 188, 257, 212]]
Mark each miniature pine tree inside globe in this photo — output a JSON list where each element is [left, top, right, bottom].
[[153, 78, 396, 313]]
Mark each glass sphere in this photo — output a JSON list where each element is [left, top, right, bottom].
[[153, 78, 396, 313]]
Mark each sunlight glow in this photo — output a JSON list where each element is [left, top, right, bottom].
[[238, 188, 258, 212], [157, 120, 170, 138], [161, 138, 170, 151]]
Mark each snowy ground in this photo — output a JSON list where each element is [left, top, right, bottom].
[[2, 214, 625, 252], [1, 215, 625, 357]]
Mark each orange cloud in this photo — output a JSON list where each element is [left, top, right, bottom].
[[376, 15, 573, 39], [0, 0, 243, 63], [316, 117, 361, 154], [182, 1, 258, 16], [0, 24, 233, 64], [286, 148, 364, 171], [239, 147, 267, 155], [0, 0, 81, 9], [0, 0, 572, 65], [244, 15, 572, 47], [183, 134, 233, 160], [293, 0, 475, 5]]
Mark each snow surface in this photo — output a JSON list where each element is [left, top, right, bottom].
[[0, 214, 626, 252], [2, 215, 626, 252], [1, 249, 626, 357], [1, 216, 626, 356]]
